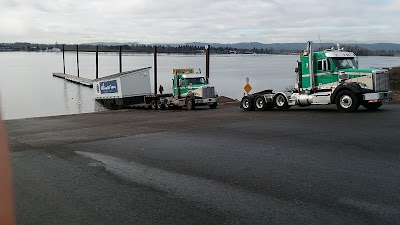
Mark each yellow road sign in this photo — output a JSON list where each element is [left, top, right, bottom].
[[172, 68, 194, 74], [244, 83, 252, 94]]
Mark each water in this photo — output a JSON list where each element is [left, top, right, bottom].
[[1, 52, 399, 120]]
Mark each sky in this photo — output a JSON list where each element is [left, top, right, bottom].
[[1, 0, 399, 44]]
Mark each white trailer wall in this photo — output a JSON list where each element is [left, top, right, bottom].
[[120, 69, 151, 97], [93, 67, 151, 100]]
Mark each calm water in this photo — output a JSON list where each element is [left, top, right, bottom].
[[1, 52, 399, 120]]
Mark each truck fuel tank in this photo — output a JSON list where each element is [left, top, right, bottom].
[[296, 94, 313, 106]]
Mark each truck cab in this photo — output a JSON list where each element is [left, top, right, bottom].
[[295, 42, 392, 112], [169, 68, 218, 110], [241, 41, 392, 113]]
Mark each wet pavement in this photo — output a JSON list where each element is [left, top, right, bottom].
[[6, 104, 400, 224]]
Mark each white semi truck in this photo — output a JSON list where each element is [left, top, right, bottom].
[[241, 41, 393, 112], [93, 67, 218, 110]]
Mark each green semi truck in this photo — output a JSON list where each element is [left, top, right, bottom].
[[241, 41, 393, 112], [158, 68, 218, 110], [94, 67, 218, 110]]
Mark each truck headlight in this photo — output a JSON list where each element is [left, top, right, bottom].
[[358, 82, 368, 89]]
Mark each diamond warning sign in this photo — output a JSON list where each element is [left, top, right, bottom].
[[244, 83, 252, 94]]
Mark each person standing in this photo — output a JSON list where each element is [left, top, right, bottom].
[[159, 85, 164, 94]]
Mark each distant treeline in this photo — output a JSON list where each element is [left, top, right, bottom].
[[2, 42, 400, 56], [316, 45, 400, 56]]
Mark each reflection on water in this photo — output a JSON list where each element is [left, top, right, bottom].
[[94, 100, 107, 112], [77, 85, 83, 113], [63, 80, 70, 113], [0, 52, 399, 120]]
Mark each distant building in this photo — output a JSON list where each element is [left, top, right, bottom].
[[45, 47, 61, 52], [0, 45, 13, 51], [244, 51, 255, 54]]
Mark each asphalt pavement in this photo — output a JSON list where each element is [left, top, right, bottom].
[[6, 104, 400, 225]]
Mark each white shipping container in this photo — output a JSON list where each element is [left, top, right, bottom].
[[93, 67, 152, 100]]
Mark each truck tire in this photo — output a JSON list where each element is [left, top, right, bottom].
[[241, 96, 254, 111], [157, 99, 165, 110], [362, 101, 382, 110], [164, 99, 170, 110], [151, 100, 158, 110], [335, 90, 360, 113], [255, 96, 273, 111], [209, 103, 217, 109], [273, 93, 290, 110], [186, 98, 195, 110]]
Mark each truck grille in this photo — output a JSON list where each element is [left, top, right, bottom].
[[374, 71, 389, 92], [202, 87, 215, 98]]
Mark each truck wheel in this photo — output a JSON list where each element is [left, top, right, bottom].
[[255, 96, 273, 111], [164, 99, 170, 110], [209, 103, 217, 109], [335, 90, 360, 113], [362, 101, 382, 110], [186, 98, 195, 110], [151, 100, 158, 110], [273, 93, 290, 110], [241, 96, 255, 111], [157, 99, 165, 110]]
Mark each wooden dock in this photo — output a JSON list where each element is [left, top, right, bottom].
[[53, 73, 93, 87]]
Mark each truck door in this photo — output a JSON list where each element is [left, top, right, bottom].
[[297, 61, 302, 88], [316, 59, 335, 87], [173, 76, 180, 97]]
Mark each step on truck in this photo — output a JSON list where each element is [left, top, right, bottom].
[[241, 41, 393, 112], [93, 67, 218, 110]]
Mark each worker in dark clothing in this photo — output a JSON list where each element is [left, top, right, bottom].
[[159, 85, 164, 94]]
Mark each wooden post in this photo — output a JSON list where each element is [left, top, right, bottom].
[[205, 45, 210, 84], [154, 46, 158, 95], [76, 45, 80, 77], [119, 46, 122, 73], [62, 45, 65, 74], [96, 46, 99, 79]]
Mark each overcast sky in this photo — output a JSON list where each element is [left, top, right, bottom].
[[1, 0, 399, 44]]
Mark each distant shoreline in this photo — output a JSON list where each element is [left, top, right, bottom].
[[2, 50, 400, 58], [2, 42, 400, 56]]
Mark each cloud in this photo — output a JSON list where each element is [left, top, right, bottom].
[[0, 0, 398, 44]]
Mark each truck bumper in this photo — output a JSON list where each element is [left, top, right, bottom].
[[195, 98, 218, 105], [363, 91, 392, 101]]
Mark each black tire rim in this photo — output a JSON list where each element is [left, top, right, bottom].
[[256, 98, 264, 109], [243, 99, 250, 109], [276, 95, 286, 107]]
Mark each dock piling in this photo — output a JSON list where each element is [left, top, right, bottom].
[[76, 45, 80, 77], [205, 45, 210, 84], [96, 46, 99, 79], [154, 46, 158, 95], [119, 46, 122, 73], [62, 45, 65, 74]]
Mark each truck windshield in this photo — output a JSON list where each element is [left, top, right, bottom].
[[332, 57, 358, 69], [185, 77, 205, 85]]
